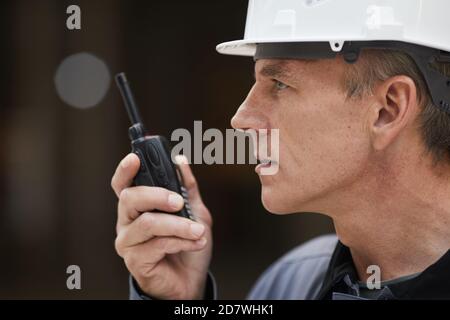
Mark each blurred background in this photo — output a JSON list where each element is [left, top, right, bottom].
[[0, 0, 334, 299]]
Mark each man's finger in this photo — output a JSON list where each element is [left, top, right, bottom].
[[116, 212, 206, 250], [111, 153, 141, 197], [175, 155, 203, 206], [117, 186, 185, 227], [123, 236, 208, 269]]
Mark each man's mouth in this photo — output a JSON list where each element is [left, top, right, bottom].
[[258, 159, 273, 167], [255, 158, 278, 175]]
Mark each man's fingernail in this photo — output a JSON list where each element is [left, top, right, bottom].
[[190, 224, 205, 237], [168, 193, 183, 209], [196, 237, 207, 246], [175, 155, 188, 165]]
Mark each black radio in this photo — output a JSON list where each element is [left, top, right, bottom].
[[115, 73, 194, 220]]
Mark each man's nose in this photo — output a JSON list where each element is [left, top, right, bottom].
[[231, 88, 266, 130], [231, 102, 250, 130]]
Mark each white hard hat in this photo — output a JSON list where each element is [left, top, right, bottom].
[[217, 0, 450, 113]]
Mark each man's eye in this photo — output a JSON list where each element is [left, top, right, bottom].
[[274, 80, 288, 90]]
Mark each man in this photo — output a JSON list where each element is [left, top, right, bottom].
[[111, 0, 450, 299]]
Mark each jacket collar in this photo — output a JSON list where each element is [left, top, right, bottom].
[[317, 241, 450, 300]]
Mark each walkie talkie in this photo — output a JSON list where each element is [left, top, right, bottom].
[[115, 72, 194, 221]]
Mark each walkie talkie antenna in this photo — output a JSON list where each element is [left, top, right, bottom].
[[115, 73, 143, 126]]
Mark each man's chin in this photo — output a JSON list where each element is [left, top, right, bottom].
[[261, 187, 295, 215], [260, 182, 318, 214]]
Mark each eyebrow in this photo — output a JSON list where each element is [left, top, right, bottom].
[[258, 62, 293, 80]]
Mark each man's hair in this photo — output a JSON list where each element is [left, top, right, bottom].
[[343, 49, 450, 163]]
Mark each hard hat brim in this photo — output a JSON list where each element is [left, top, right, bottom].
[[217, 39, 450, 57], [216, 40, 256, 57]]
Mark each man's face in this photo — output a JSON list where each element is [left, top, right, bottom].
[[231, 58, 372, 214]]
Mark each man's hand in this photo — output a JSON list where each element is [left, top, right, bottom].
[[111, 154, 213, 300]]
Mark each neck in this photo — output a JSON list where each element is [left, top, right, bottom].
[[326, 154, 450, 282]]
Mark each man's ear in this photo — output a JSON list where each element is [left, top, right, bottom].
[[369, 75, 419, 151]]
